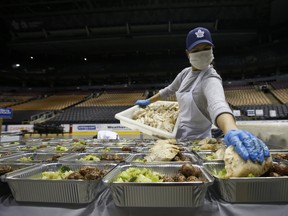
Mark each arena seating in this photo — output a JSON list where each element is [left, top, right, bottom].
[[2, 80, 288, 125]]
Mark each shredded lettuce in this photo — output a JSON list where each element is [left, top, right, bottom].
[[114, 167, 163, 183]]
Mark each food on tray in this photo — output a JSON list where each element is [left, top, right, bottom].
[[223, 145, 272, 178], [42, 166, 73, 180], [20, 146, 39, 151], [114, 164, 205, 183], [163, 163, 204, 182], [18, 156, 33, 161], [100, 154, 125, 161], [114, 167, 163, 183], [0, 165, 14, 175], [78, 154, 100, 161], [72, 140, 86, 146], [272, 153, 288, 160], [133, 152, 192, 163], [121, 146, 132, 151], [132, 102, 179, 133], [191, 138, 225, 151], [144, 139, 180, 162], [204, 148, 226, 160], [45, 153, 65, 162], [70, 146, 86, 152], [55, 145, 69, 152], [132, 158, 147, 163], [0, 152, 13, 158], [99, 147, 111, 153], [41, 165, 108, 180], [264, 162, 288, 176]]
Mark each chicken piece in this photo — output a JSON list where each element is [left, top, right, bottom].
[[214, 147, 226, 160], [224, 145, 272, 178], [144, 141, 180, 162]]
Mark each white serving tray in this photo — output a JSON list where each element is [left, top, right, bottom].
[[115, 101, 179, 139]]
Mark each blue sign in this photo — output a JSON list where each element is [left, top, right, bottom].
[[0, 108, 13, 119], [77, 125, 96, 130]]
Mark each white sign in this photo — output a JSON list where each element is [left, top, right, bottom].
[[247, 110, 255, 117], [233, 110, 241, 117], [7, 125, 34, 132], [269, 110, 277, 117], [255, 109, 264, 116]]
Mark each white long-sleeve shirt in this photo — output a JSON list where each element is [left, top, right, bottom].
[[159, 66, 233, 126]]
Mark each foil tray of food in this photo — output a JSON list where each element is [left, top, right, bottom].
[[3, 162, 117, 203], [0, 162, 38, 195], [0, 152, 71, 163], [92, 146, 142, 153], [115, 101, 180, 139], [203, 161, 288, 203], [125, 152, 199, 164], [59, 152, 131, 163], [102, 163, 213, 207]]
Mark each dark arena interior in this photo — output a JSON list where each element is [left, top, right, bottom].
[[0, 0, 288, 215]]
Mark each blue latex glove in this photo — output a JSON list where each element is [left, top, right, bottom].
[[224, 129, 270, 163], [135, 99, 150, 106]]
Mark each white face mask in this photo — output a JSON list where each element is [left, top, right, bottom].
[[188, 49, 214, 70]]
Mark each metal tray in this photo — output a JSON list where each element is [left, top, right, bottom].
[[59, 152, 131, 163], [0, 162, 37, 195], [92, 146, 142, 153], [102, 163, 213, 207], [3, 162, 117, 203], [0, 152, 70, 163], [203, 161, 288, 203], [126, 152, 199, 164]]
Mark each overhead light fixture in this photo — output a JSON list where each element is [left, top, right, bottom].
[[12, 63, 20, 68], [30, 56, 34, 59], [84, 57, 87, 61]]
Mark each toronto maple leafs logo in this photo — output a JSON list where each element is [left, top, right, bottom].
[[195, 29, 205, 38]]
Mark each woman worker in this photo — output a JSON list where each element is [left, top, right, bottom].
[[135, 27, 269, 163]]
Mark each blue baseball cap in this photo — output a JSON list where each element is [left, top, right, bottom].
[[186, 27, 214, 51]]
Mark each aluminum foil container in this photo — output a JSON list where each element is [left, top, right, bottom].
[[102, 163, 213, 207], [3, 162, 117, 203], [0, 152, 71, 163], [91, 146, 142, 153], [0, 162, 37, 195], [125, 152, 199, 164], [140, 145, 190, 153], [203, 161, 288, 203], [59, 152, 131, 163]]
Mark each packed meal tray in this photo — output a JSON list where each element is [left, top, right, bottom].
[[125, 152, 199, 163], [102, 163, 213, 207], [203, 161, 288, 203], [0, 152, 70, 163], [3, 162, 117, 203], [0, 162, 37, 195], [0, 150, 20, 159], [92, 146, 143, 153], [59, 152, 131, 163], [0, 141, 22, 148], [115, 101, 180, 139]]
